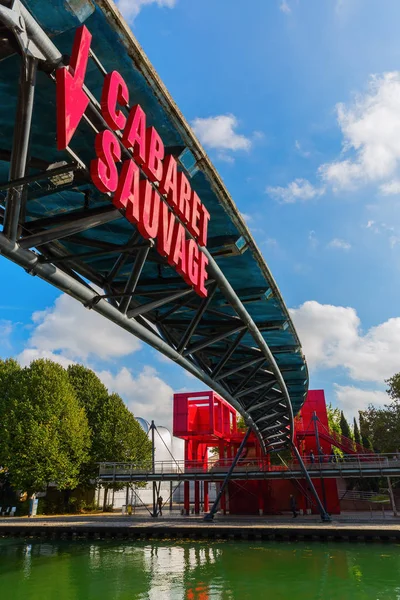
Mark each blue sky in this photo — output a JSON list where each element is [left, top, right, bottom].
[[2, 0, 400, 425]]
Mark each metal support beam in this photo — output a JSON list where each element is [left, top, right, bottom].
[[233, 359, 266, 394], [127, 286, 194, 318], [19, 206, 121, 248], [204, 427, 252, 521], [312, 410, 328, 512], [215, 357, 265, 382], [211, 330, 247, 378], [150, 420, 157, 518], [291, 443, 331, 522], [204, 248, 294, 444], [3, 54, 37, 241], [183, 324, 247, 357], [119, 246, 150, 314], [0, 233, 284, 453], [177, 282, 218, 353], [0, 162, 79, 191], [236, 380, 280, 399]]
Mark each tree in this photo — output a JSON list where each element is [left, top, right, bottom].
[[340, 411, 352, 440], [386, 373, 400, 402], [326, 403, 341, 437], [359, 411, 374, 450], [67, 365, 152, 492], [353, 417, 361, 446], [360, 405, 400, 454], [0, 359, 90, 495]]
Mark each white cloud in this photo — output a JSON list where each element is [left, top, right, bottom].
[[389, 235, 400, 248], [327, 238, 351, 250], [263, 237, 278, 247], [241, 212, 253, 224], [116, 0, 177, 21], [0, 320, 12, 352], [295, 140, 311, 158], [266, 178, 325, 204], [308, 230, 319, 249], [334, 384, 387, 420], [279, 0, 291, 14], [290, 300, 400, 383], [191, 114, 251, 152], [320, 73, 400, 189], [217, 153, 235, 164], [97, 366, 174, 427], [380, 179, 400, 195], [18, 348, 74, 369], [22, 294, 141, 363]]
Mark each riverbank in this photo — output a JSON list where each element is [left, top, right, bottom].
[[0, 513, 399, 542]]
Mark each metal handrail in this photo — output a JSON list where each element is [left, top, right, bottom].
[[98, 453, 400, 476]]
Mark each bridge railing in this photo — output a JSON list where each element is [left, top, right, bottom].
[[98, 453, 400, 478]]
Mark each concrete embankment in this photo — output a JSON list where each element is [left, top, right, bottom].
[[1, 514, 400, 543]]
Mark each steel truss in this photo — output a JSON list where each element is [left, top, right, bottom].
[[0, 1, 307, 454]]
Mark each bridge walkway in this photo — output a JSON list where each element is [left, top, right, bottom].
[[99, 454, 400, 482]]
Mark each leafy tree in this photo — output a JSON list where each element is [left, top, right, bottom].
[[67, 365, 151, 462], [353, 417, 361, 446], [359, 411, 374, 450], [386, 373, 400, 402], [67, 365, 152, 496], [326, 403, 341, 436], [360, 405, 400, 454], [0, 359, 90, 495], [340, 411, 352, 440]]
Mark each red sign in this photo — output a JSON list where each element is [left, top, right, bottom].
[[56, 26, 210, 297]]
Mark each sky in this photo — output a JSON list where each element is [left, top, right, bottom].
[[2, 0, 400, 426]]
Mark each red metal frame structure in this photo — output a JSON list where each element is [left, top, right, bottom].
[[173, 390, 345, 516]]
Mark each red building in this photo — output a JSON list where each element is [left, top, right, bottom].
[[173, 389, 340, 516]]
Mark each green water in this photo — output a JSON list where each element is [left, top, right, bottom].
[[0, 538, 399, 599]]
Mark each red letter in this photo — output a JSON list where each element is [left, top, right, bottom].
[[168, 222, 187, 277], [122, 104, 146, 165], [178, 172, 192, 224], [189, 191, 201, 238], [137, 180, 161, 239], [142, 126, 164, 183], [90, 130, 121, 193], [101, 70, 129, 131], [195, 251, 209, 298], [157, 203, 176, 257], [185, 239, 200, 288], [198, 204, 211, 247], [159, 155, 178, 209], [114, 159, 140, 224], [56, 25, 91, 150]]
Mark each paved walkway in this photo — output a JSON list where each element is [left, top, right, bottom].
[[0, 512, 400, 538]]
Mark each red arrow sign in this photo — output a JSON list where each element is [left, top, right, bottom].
[[56, 25, 92, 150]]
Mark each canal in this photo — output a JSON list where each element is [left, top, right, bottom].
[[0, 538, 399, 599]]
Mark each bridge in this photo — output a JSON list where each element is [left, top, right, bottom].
[[0, 0, 307, 455], [99, 455, 400, 482]]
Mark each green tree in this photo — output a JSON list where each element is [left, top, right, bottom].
[[340, 411, 352, 440], [360, 405, 400, 454], [359, 411, 374, 450], [67, 365, 152, 493], [0, 359, 90, 495], [353, 417, 361, 446], [386, 373, 400, 402], [326, 403, 341, 436]]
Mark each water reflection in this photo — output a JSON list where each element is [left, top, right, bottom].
[[0, 538, 400, 599]]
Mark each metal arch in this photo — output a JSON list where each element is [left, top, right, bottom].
[[0, 1, 308, 453]]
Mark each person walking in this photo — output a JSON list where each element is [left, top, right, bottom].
[[290, 494, 298, 518], [157, 495, 163, 517], [309, 450, 315, 464]]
